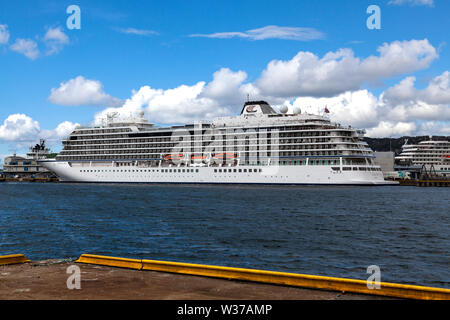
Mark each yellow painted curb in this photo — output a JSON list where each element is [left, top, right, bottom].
[[76, 254, 142, 270], [0, 254, 30, 266], [76, 254, 450, 300]]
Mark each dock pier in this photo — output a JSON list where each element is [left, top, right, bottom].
[[392, 178, 450, 187], [1, 254, 449, 300], [0, 177, 59, 183]]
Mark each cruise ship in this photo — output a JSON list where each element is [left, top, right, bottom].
[[395, 138, 450, 177], [39, 101, 395, 185]]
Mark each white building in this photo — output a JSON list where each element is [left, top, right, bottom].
[[3, 140, 55, 178], [374, 151, 395, 178]]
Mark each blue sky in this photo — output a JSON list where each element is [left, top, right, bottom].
[[0, 0, 449, 160]]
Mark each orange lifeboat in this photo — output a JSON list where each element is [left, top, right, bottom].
[[164, 154, 184, 160], [191, 154, 206, 160], [212, 153, 238, 159]]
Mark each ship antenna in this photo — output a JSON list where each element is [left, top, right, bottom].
[[247, 93, 250, 102], [106, 112, 119, 125]]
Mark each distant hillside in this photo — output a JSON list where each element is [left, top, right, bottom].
[[364, 136, 450, 154]]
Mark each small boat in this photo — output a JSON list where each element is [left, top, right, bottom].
[[191, 154, 206, 160], [164, 154, 184, 160], [212, 153, 238, 159]]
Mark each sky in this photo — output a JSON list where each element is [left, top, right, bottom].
[[0, 0, 449, 161]]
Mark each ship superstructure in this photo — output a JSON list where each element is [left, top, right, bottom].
[[395, 138, 450, 177], [40, 101, 393, 184], [3, 140, 54, 178]]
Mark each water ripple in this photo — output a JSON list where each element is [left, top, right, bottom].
[[0, 183, 448, 288]]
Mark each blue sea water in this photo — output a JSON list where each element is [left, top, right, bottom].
[[0, 182, 449, 288]]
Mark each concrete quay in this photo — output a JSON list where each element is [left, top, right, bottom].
[[0, 257, 391, 300]]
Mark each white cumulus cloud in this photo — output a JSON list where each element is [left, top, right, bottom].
[[366, 121, 418, 137], [0, 114, 79, 149], [419, 71, 450, 105], [94, 82, 230, 125], [0, 114, 41, 143], [7, 26, 70, 59], [201, 68, 249, 104], [40, 121, 80, 144], [48, 76, 123, 107], [381, 71, 450, 115], [418, 121, 450, 135], [43, 26, 69, 55], [0, 24, 10, 44], [256, 39, 438, 98], [10, 38, 40, 60], [45, 39, 448, 138], [92, 67, 289, 126], [284, 72, 450, 137], [286, 90, 380, 129]]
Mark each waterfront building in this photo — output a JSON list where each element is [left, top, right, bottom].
[[373, 152, 395, 178], [2, 140, 56, 178]]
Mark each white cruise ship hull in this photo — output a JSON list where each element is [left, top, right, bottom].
[[41, 160, 397, 185]]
